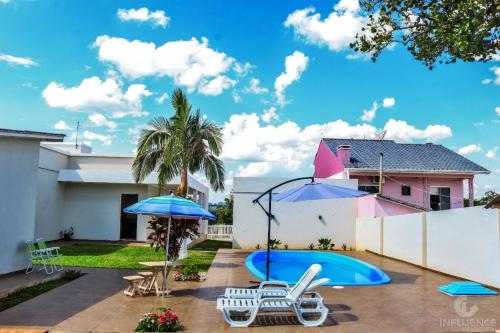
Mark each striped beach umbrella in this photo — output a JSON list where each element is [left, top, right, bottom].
[[124, 194, 215, 296]]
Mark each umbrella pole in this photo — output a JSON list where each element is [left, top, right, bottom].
[[163, 216, 171, 297], [266, 192, 271, 281]]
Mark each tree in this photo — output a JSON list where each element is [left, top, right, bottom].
[[132, 88, 225, 196], [351, 0, 500, 69], [210, 196, 233, 225], [464, 190, 499, 206]]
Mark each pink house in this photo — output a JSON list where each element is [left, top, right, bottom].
[[313, 139, 490, 217]]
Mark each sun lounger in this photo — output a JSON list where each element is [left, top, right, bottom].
[[224, 277, 330, 299], [216, 264, 329, 327]]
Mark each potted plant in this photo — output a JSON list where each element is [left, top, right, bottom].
[[60, 227, 74, 241]]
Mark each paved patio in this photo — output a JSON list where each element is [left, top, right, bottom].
[[0, 250, 499, 332]]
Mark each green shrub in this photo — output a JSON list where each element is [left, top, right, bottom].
[[317, 238, 333, 250], [63, 269, 83, 281], [268, 239, 281, 250], [182, 265, 199, 276]]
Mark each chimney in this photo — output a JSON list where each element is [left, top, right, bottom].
[[337, 145, 351, 163]]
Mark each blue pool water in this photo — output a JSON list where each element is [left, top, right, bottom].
[[246, 251, 391, 286]]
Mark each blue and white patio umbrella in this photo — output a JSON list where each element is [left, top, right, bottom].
[[272, 181, 368, 202], [254, 177, 368, 280], [124, 195, 215, 295]]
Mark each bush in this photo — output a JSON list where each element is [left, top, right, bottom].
[[317, 238, 334, 251], [182, 265, 199, 276], [60, 227, 74, 241], [136, 307, 181, 332], [63, 269, 83, 281], [147, 217, 199, 261], [268, 239, 281, 250]]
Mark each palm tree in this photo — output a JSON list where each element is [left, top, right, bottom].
[[132, 89, 225, 197]]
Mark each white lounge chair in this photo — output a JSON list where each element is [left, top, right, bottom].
[[217, 264, 329, 327], [224, 278, 330, 299]]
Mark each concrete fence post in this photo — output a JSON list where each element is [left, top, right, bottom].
[[421, 212, 428, 268]]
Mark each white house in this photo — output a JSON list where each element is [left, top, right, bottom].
[[0, 128, 210, 275]]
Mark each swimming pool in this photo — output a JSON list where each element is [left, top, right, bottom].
[[246, 251, 391, 286]]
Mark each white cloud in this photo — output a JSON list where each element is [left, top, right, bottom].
[[0, 0, 11, 4], [222, 113, 451, 176], [0, 53, 37, 67], [382, 97, 396, 108], [473, 121, 485, 128], [81, 130, 113, 146], [198, 75, 236, 96], [360, 101, 378, 122], [458, 144, 483, 155], [53, 120, 72, 130], [486, 147, 498, 159], [243, 78, 269, 94], [383, 119, 452, 143], [261, 107, 279, 123], [88, 113, 117, 131], [94, 36, 236, 94], [155, 92, 169, 104], [117, 8, 169, 28], [236, 162, 273, 177], [233, 62, 253, 76], [495, 169, 500, 174], [274, 51, 309, 106], [484, 66, 500, 85], [232, 90, 242, 103], [496, 106, 500, 116], [42, 76, 151, 118], [284, 0, 366, 52]]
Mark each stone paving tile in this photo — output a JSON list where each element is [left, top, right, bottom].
[[0, 250, 499, 332]]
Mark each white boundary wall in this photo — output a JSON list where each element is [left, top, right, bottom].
[[356, 206, 500, 288], [233, 177, 358, 249]]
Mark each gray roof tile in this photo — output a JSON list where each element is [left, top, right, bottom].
[[323, 139, 489, 174]]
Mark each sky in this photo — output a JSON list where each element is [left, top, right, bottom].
[[0, 0, 499, 202]]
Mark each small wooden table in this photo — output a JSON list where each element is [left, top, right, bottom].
[[138, 261, 174, 296]]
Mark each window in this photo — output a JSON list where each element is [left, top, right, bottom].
[[430, 187, 451, 211], [401, 185, 411, 196], [358, 185, 379, 194]]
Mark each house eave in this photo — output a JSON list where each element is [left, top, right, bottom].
[[346, 168, 490, 175]]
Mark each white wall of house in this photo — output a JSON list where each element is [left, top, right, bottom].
[[0, 138, 41, 274], [356, 206, 500, 288], [61, 183, 150, 241], [233, 177, 358, 249], [34, 146, 69, 241]]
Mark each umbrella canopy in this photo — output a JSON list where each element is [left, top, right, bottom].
[[123, 194, 214, 297], [124, 195, 215, 220], [272, 181, 368, 202]]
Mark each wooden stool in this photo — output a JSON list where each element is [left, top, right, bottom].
[[123, 275, 144, 296], [137, 271, 154, 293]]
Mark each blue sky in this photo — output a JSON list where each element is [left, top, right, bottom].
[[0, 0, 498, 200]]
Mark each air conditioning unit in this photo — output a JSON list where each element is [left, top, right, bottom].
[[370, 176, 385, 184]]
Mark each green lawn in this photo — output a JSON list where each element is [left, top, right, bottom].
[[39, 240, 231, 271], [0, 270, 83, 312]]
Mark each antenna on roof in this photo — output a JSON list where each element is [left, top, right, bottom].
[[375, 129, 387, 140], [75, 121, 80, 149]]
